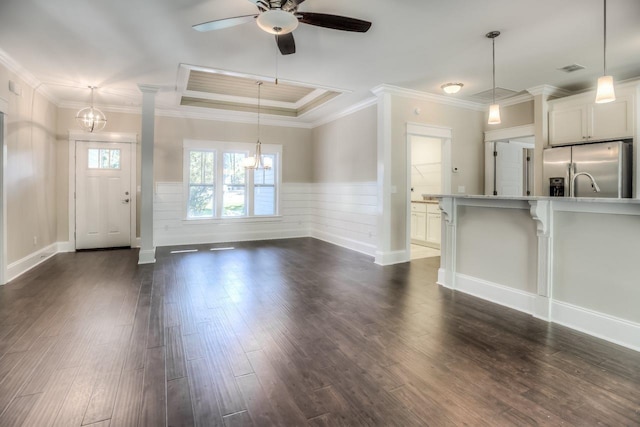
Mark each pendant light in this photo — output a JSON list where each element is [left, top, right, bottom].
[[595, 0, 615, 103], [486, 31, 501, 125], [76, 86, 107, 132], [243, 81, 273, 170]]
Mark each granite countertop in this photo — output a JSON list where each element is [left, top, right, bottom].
[[411, 200, 439, 204], [421, 194, 640, 204]]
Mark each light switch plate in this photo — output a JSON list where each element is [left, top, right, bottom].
[[458, 186, 465, 193]]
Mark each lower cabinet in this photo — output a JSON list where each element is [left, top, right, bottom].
[[411, 203, 441, 249]]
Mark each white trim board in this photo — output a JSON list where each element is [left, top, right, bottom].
[[5, 241, 72, 283], [448, 272, 640, 353], [484, 124, 535, 142]]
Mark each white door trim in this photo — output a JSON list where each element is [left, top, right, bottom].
[[405, 123, 452, 260], [68, 131, 138, 251], [0, 101, 7, 284]]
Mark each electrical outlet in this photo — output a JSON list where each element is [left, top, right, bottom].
[[33, 236, 37, 246], [458, 186, 466, 193]]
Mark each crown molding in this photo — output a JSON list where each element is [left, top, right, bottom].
[[499, 93, 534, 107], [0, 48, 60, 106], [59, 101, 313, 129], [311, 96, 377, 129], [526, 84, 571, 98], [371, 84, 486, 112], [138, 84, 160, 94]]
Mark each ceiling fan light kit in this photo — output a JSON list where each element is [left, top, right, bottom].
[[256, 10, 299, 34], [76, 86, 107, 133]]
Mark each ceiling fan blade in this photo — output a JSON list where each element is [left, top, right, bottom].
[[297, 12, 372, 32], [276, 33, 296, 55], [247, 0, 269, 12], [193, 14, 257, 32], [282, 0, 306, 11]]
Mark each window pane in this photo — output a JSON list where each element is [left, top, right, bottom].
[[254, 186, 275, 216], [223, 152, 246, 216], [190, 151, 203, 184], [99, 149, 110, 168], [253, 155, 275, 185], [188, 185, 214, 218], [88, 149, 99, 168], [203, 152, 214, 184], [109, 149, 121, 169]]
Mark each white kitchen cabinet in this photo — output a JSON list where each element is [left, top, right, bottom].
[[410, 203, 427, 242], [549, 90, 635, 145], [411, 202, 440, 248], [425, 204, 441, 248]]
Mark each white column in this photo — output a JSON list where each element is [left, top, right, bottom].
[[529, 200, 552, 320], [373, 88, 393, 265], [138, 85, 159, 264], [0, 98, 7, 284], [438, 197, 456, 289]]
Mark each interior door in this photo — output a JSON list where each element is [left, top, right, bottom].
[[495, 142, 524, 196], [76, 141, 131, 249]]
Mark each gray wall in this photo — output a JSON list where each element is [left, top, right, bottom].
[[483, 100, 534, 131], [311, 105, 377, 183], [388, 95, 485, 251], [456, 205, 538, 294], [554, 211, 640, 323], [1, 64, 58, 264], [56, 108, 313, 241]]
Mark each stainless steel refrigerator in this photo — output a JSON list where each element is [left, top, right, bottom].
[[542, 140, 632, 198]]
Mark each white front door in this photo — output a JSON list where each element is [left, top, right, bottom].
[[76, 141, 131, 249]]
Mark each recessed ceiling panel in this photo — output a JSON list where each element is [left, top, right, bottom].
[[181, 66, 345, 117]]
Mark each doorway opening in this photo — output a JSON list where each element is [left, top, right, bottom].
[[0, 111, 6, 284], [484, 136, 534, 196], [405, 123, 452, 261]]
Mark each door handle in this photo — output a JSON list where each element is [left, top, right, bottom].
[[122, 199, 130, 204]]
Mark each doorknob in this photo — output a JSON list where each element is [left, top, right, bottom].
[[122, 198, 130, 204]]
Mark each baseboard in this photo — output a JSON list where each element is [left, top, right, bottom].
[[375, 249, 409, 266], [56, 241, 74, 253], [437, 268, 449, 288], [6, 242, 60, 283], [551, 300, 640, 352], [311, 229, 376, 257], [154, 228, 308, 247], [454, 273, 536, 315], [138, 248, 156, 265]]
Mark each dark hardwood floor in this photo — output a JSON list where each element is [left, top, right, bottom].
[[0, 238, 639, 426]]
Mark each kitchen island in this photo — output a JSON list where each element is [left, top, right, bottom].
[[433, 195, 640, 351]]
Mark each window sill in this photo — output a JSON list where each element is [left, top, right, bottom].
[[182, 215, 283, 225]]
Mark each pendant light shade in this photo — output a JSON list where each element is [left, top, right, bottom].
[[486, 31, 501, 125], [595, 0, 615, 104], [243, 81, 272, 170], [76, 86, 107, 133], [488, 104, 501, 124]]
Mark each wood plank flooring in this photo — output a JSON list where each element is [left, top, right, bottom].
[[0, 238, 638, 426]]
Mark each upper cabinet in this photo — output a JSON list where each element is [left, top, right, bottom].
[[548, 87, 635, 145]]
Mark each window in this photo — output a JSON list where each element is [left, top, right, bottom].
[[184, 140, 281, 220], [187, 151, 215, 218], [88, 148, 121, 169]]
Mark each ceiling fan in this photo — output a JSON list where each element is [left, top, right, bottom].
[[193, 0, 372, 55]]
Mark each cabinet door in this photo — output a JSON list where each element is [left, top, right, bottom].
[[415, 212, 427, 241], [426, 213, 441, 245], [410, 212, 418, 239], [589, 96, 634, 141], [549, 104, 587, 145]]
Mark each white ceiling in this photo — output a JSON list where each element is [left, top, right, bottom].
[[1, 0, 639, 124]]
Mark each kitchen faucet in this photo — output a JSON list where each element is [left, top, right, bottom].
[[570, 172, 601, 197]]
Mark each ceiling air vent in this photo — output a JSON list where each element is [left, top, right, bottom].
[[558, 64, 585, 73], [468, 87, 519, 103]]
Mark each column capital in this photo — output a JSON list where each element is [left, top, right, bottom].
[[138, 84, 160, 94]]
